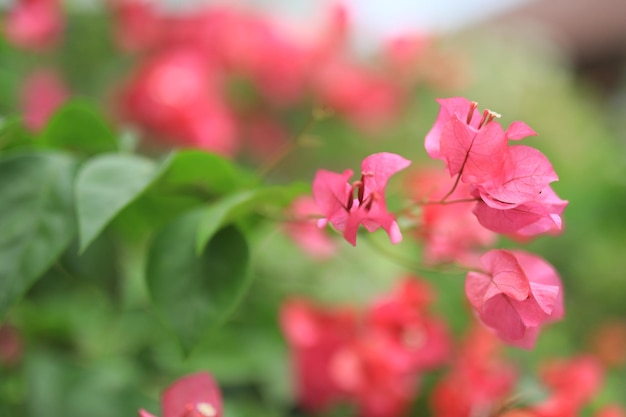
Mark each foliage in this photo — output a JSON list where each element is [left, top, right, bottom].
[[1, 1, 626, 417]]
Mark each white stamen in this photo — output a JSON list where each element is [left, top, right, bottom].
[[196, 403, 217, 417]]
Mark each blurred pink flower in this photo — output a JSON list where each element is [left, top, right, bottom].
[[0, 323, 23, 367], [139, 372, 222, 417], [536, 356, 604, 416], [20, 69, 68, 132], [3, 0, 62, 50], [280, 299, 358, 413], [409, 168, 495, 266], [314, 60, 402, 132], [120, 47, 238, 155], [364, 279, 451, 373], [431, 325, 517, 417], [283, 196, 337, 260]]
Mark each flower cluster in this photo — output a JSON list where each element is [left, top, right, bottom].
[[312, 152, 411, 246], [280, 278, 450, 417], [111, 1, 414, 156], [425, 97, 568, 239]]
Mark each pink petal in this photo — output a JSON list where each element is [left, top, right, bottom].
[[139, 409, 159, 417], [162, 372, 222, 417], [361, 152, 411, 194], [481, 294, 526, 341], [465, 271, 492, 309], [512, 250, 564, 320], [479, 146, 558, 207], [424, 97, 479, 160], [473, 186, 567, 238], [505, 121, 537, 140], [312, 169, 353, 221], [440, 116, 507, 183], [529, 282, 559, 315], [481, 250, 530, 301]]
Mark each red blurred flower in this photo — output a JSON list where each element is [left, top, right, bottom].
[[314, 60, 402, 132], [281, 278, 450, 417], [3, 0, 62, 50], [280, 299, 358, 412], [0, 323, 23, 367], [595, 405, 626, 417], [330, 336, 418, 417], [409, 168, 495, 265], [119, 47, 238, 155], [20, 69, 68, 132], [108, 0, 162, 52], [139, 372, 222, 417], [283, 196, 337, 260], [364, 279, 450, 373], [431, 325, 518, 417]]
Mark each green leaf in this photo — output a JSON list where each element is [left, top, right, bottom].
[[0, 152, 77, 320], [0, 116, 34, 151], [195, 184, 306, 254], [159, 149, 254, 196], [41, 101, 117, 155], [75, 153, 162, 253], [147, 211, 250, 353]]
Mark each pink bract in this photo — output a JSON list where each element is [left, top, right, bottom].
[[312, 152, 411, 246], [465, 250, 564, 349]]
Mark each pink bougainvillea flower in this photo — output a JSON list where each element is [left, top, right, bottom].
[[312, 152, 411, 246], [283, 196, 337, 260], [409, 168, 496, 265], [3, 0, 62, 50], [139, 372, 223, 417], [280, 299, 358, 413], [20, 69, 68, 132], [424, 97, 567, 239], [364, 278, 451, 373], [465, 250, 564, 349]]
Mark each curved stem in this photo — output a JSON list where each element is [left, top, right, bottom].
[[258, 108, 327, 180]]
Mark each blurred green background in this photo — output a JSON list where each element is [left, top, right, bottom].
[[1, 1, 626, 416]]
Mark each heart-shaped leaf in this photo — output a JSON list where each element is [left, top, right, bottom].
[[0, 152, 77, 319], [41, 101, 117, 155], [75, 153, 162, 252], [147, 210, 250, 354], [196, 185, 306, 254]]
